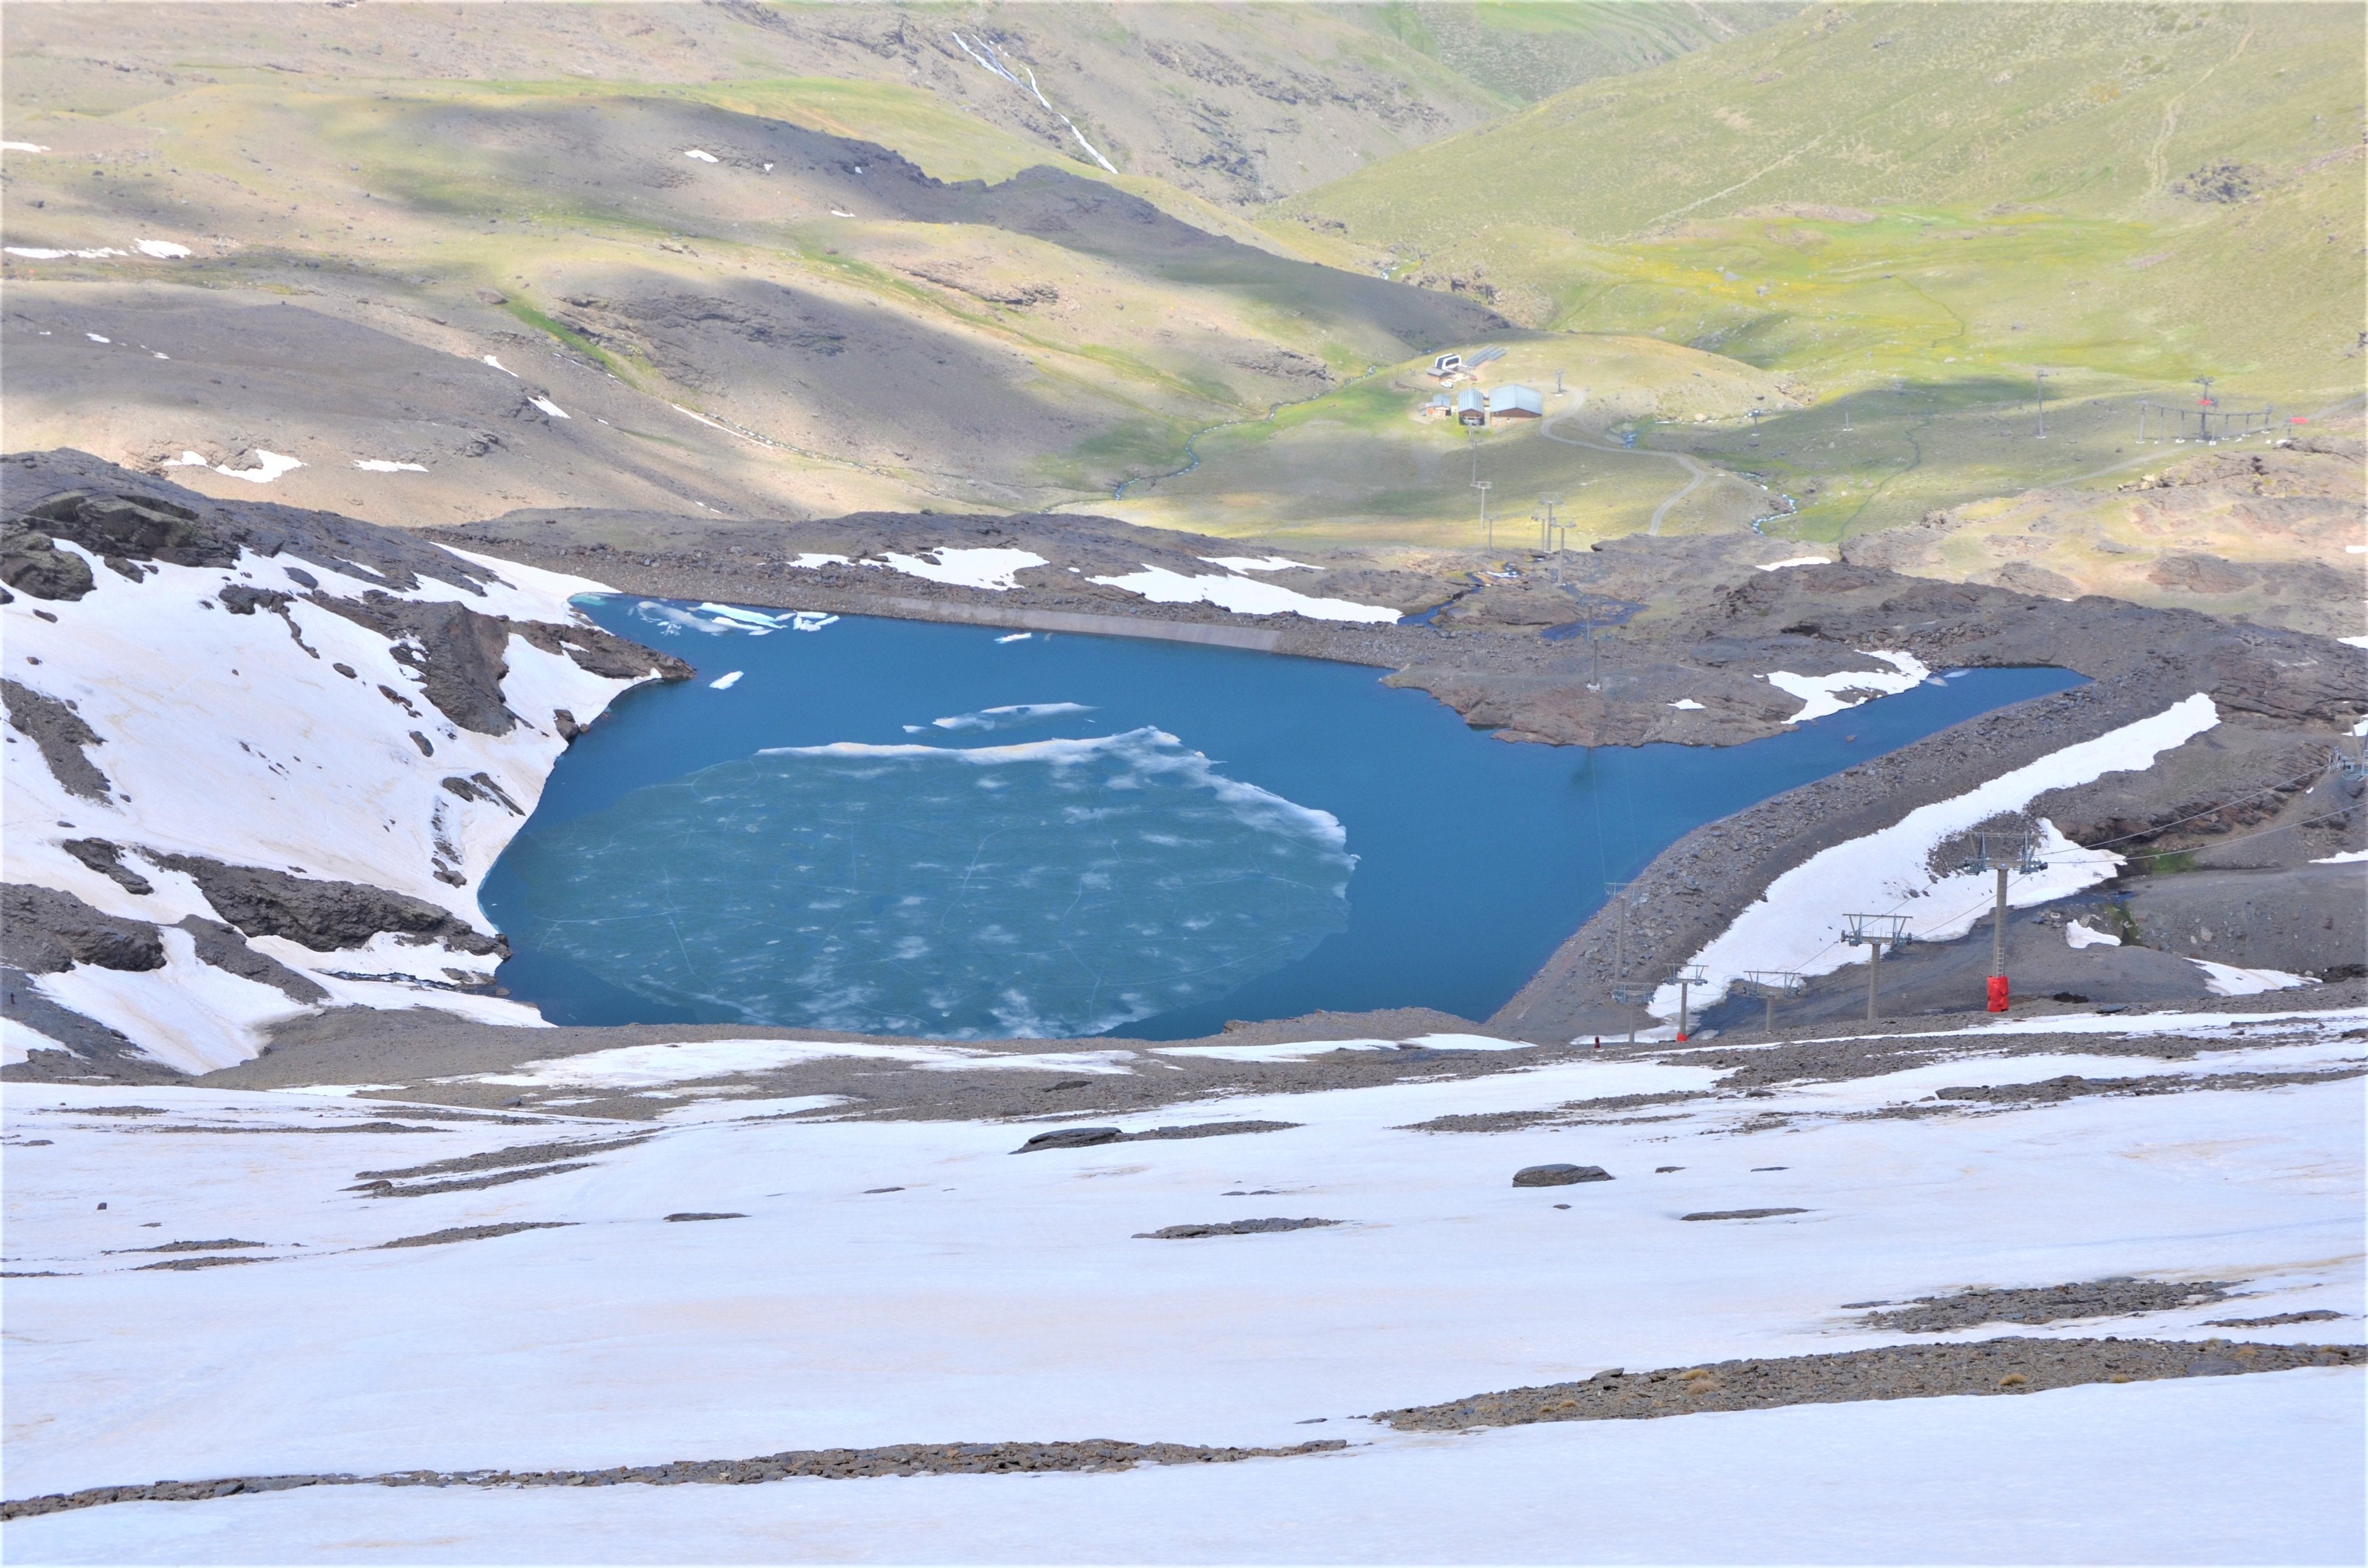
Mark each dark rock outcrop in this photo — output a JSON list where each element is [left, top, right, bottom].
[[60, 839, 152, 895], [174, 915, 332, 1004], [147, 854, 503, 956], [2, 679, 112, 801], [1, 522, 96, 601], [0, 884, 165, 974]]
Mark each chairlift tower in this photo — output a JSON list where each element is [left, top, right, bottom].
[[1738, 969, 1807, 1033], [1472, 480, 1492, 548], [2034, 368, 2051, 440], [1604, 882, 1645, 1043], [1961, 832, 2048, 1013], [1667, 963, 1708, 1041], [1840, 913, 1915, 1022]]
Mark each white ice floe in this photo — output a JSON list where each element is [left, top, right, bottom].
[[1202, 555, 1315, 573], [3, 536, 656, 1072], [683, 149, 720, 164], [761, 729, 1349, 854], [1653, 694, 2222, 1016], [1756, 555, 1833, 571], [2066, 920, 2122, 948], [996, 632, 1033, 643], [352, 459, 427, 473], [1089, 564, 1400, 624], [133, 239, 191, 259], [528, 396, 569, 420], [210, 450, 303, 484], [1668, 699, 1705, 710], [869, 548, 1046, 592], [6, 247, 125, 261], [708, 671, 743, 691], [793, 611, 837, 631], [925, 702, 1094, 733], [2311, 848, 2368, 864], [482, 354, 518, 377], [2190, 959, 2317, 997], [1764, 650, 1929, 723]]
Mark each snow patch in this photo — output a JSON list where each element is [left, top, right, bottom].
[[1, 141, 51, 153], [2310, 848, 2367, 865], [2191, 959, 2317, 997], [133, 239, 191, 259], [996, 632, 1033, 643], [1202, 556, 1315, 573], [1765, 650, 1929, 723], [1654, 695, 2222, 1016], [213, 450, 304, 484], [1668, 699, 1705, 711], [871, 548, 1045, 592], [482, 355, 518, 377], [528, 396, 569, 420], [683, 149, 720, 164], [6, 248, 125, 261], [1089, 565, 1400, 624], [2066, 920, 2122, 948], [353, 459, 427, 473], [1757, 556, 1833, 571]]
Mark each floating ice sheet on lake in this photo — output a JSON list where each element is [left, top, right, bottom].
[[1089, 565, 1400, 624], [921, 702, 1095, 734], [495, 727, 1354, 1038]]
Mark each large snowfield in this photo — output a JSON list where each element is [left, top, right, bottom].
[[2, 540, 643, 1069], [4, 1004, 2360, 1563]]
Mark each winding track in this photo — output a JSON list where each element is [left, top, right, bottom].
[[1541, 407, 1715, 536]]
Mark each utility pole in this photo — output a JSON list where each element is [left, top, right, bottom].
[[1472, 480, 1491, 548], [1554, 368, 1565, 395], [1741, 970, 1805, 1034], [1669, 963, 1707, 1042], [1747, 407, 1764, 446], [1605, 882, 1641, 1044], [2034, 368, 2050, 439], [1963, 831, 2049, 1013], [1841, 914, 1914, 1023]]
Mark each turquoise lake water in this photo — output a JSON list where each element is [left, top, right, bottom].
[[480, 598, 2084, 1039]]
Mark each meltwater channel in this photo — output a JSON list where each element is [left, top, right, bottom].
[[480, 598, 2084, 1040]]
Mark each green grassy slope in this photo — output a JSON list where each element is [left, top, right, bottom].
[[1355, 1, 1801, 105], [1263, 2, 2364, 542]]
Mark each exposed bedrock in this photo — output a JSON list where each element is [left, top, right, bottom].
[[143, 854, 506, 958], [0, 883, 166, 975], [1, 678, 113, 801], [0, 968, 179, 1083]]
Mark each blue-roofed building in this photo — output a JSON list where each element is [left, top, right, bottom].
[[1488, 384, 1544, 420]]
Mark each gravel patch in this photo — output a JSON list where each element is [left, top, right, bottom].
[[1134, 1218, 1342, 1239], [0, 1438, 1350, 1521], [1372, 1339, 2365, 1430], [376, 1222, 576, 1250], [2203, 1311, 2345, 1328], [1512, 1164, 1614, 1187], [1680, 1207, 1810, 1221], [1858, 1277, 2238, 1332]]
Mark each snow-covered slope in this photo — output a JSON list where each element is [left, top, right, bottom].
[[2, 455, 684, 1076]]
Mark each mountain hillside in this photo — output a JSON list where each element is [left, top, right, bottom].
[[1265, 2, 2366, 547]]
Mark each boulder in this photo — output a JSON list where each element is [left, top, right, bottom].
[[1512, 1163, 1613, 1187]]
